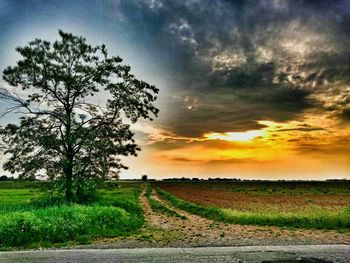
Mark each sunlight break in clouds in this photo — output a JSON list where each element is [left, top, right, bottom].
[[204, 130, 265, 142]]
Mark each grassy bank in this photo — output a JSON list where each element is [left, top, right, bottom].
[[0, 183, 144, 249], [145, 185, 186, 219], [156, 188, 350, 230]]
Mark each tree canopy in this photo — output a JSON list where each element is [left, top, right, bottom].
[[0, 30, 159, 202]]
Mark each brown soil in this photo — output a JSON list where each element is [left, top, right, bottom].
[[82, 187, 349, 249], [134, 188, 350, 247], [157, 184, 350, 213]]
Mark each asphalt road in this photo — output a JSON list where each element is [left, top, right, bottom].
[[0, 245, 349, 263]]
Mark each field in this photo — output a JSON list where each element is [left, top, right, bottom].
[[0, 181, 144, 249], [0, 180, 349, 249], [154, 181, 350, 230]]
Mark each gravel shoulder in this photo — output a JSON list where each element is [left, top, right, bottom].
[[1, 245, 349, 263]]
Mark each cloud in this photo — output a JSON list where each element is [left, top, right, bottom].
[[161, 155, 274, 165], [108, 0, 350, 137], [162, 156, 195, 163], [276, 127, 325, 132], [158, 86, 315, 137], [340, 108, 350, 122]]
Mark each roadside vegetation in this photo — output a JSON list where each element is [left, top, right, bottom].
[[0, 181, 144, 249], [145, 185, 186, 220], [156, 184, 350, 230]]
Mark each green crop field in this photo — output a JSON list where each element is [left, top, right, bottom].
[[0, 181, 144, 249]]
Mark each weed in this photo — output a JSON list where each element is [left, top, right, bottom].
[[149, 198, 187, 220], [146, 185, 186, 220]]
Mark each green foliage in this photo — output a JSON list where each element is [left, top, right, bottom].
[[157, 189, 350, 230], [0, 30, 159, 202], [0, 205, 130, 247], [144, 184, 152, 198], [98, 187, 144, 217], [0, 181, 45, 189], [142, 175, 148, 181], [148, 198, 186, 220], [0, 184, 144, 248]]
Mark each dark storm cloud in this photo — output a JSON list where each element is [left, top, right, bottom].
[[159, 85, 316, 137], [296, 141, 350, 156], [149, 137, 262, 151], [161, 155, 271, 165], [1, 0, 350, 179], [276, 127, 325, 132], [3, 0, 349, 138], [113, 0, 350, 137], [131, 0, 350, 87], [340, 108, 350, 122]]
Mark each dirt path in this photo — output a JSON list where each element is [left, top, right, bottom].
[[138, 188, 350, 247], [83, 187, 349, 249]]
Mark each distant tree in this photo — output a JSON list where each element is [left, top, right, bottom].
[[0, 175, 8, 181], [180, 177, 191, 181], [141, 175, 148, 181], [0, 30, 159, 202]]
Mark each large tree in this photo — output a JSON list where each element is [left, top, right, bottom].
[[0, 30, 159, 202]]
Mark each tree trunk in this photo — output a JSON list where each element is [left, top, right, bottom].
[[64, 154, 74, 203], [64, 101, 73, 202], [76, 176, 82, 202]]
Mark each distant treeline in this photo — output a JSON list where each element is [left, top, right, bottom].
[[0, 175, 15, 181], [162, 177, 241, 182], [161, 177, 349, 182], [0, 174, 348, 183]]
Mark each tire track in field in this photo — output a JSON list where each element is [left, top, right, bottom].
[[140, 187, 350, 247]]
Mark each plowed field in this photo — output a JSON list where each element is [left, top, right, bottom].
[[156, 183, 350, 213]]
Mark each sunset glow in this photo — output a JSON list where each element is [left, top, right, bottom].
[[203, 130, 265, 142]]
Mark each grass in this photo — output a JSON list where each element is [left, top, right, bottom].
[[0, 182, 145, 249], [145, 184, 153, 198], [145, 185, 186, 220], [0, 189, 48, 213], [148, 198, 187, 220], [156, 188, 350, 230], [0, 189, 37, 206], [0, 205, 131, 247], [0, 181, 44, 189]]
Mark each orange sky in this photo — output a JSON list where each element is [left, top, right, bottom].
[[121, 111, 350, 180]]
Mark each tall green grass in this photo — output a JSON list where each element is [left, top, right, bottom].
[[0, 205, 131, 247], [0, 186, 145, 248], [156, 188, 350, 230]]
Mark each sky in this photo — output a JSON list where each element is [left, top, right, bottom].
[[0, 0, 350, 180]]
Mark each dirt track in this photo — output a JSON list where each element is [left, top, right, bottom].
[[137, 188, 350, 247], [75, 186, 349, 249]]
